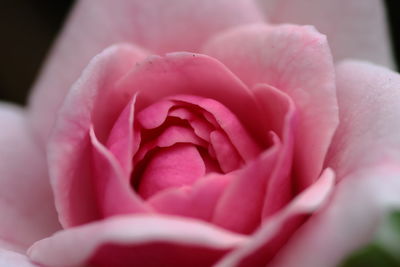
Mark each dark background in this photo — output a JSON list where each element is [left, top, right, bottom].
[[0, 0, 399, 105]]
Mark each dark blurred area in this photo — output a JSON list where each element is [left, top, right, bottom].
[[0, 0, 74, 105], [0, 0, 399, 105]]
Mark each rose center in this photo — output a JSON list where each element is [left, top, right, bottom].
[[131, 95, 260, 199]]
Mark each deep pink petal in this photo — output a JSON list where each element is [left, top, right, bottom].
[[252, 85, 297, 218], [171, 95, 263, 161], [116, 53, 269, 148], [327, 61, 400, 179], [217, 169, 335, 266], [90, 127, 151, 217], [212, 139, 280, 234], [138, 144, 206, 199], [169, 108, 214, 141], [258, 0, 393, 67], [48, 44, 147, 227], [0, 249, 39, 267], [106, 96, 140, 175], [203, 24, 338, 190], [134, 125, 207, 164], [269, 165, 400, 267], [136, 99, 175, 129], [148, 174, 230, 221], [210, 130, 243, 172], [28, 215, 247, 267], [138, 101, 215, 141], [28, 0, 264, 142], [0, 103, 60, 251]]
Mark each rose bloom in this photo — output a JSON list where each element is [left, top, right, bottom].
[[1, 0, 400, 266]]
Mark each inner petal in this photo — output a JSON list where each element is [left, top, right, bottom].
[[133, 125, 207, 164], [168, 108, 214, 141], [210, 130, 243, 173], [137, 144, 206, 199]]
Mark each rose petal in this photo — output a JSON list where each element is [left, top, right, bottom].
[[257, 0, 394, 68], [29, 41, 148, 145], [48, 44, 147, 227], [90, 127, 151, 217], [136, 99, 175, 130], [138, 144, 206, 199], [327, 60, 400, 179], [169, 108, 214, 141], [203, 24, 338, 190], [0, 103, 60, 251], [134, 125, 207, 165], [252, 84, 297, 218], [212, 138, 280, 234], [28, 0, 264, 142], [171, 95, 263, 161], [269, 165, 400, 267], [138, 94, 262, 161], [117, 52, 268, 148], [106, 96, 140, 175], [148, 173, 230, 221], [210, 130, 243, 172], [28, 215, 247, 267], [216, 168, 335, 266], [0, 249, 39, 267]]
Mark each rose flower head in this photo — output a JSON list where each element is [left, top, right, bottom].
[[1, 1, 400, 267]]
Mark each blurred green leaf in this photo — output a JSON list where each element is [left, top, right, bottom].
[[339, 211, 400, 267]]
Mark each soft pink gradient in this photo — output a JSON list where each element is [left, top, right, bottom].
[[257, 0, 394, 68], [202, 24, 339, 192], [0, 0, 398, 266], [0, 104, 60, 252]]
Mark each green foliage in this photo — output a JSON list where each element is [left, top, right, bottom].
[[339, 211, 400, 267]]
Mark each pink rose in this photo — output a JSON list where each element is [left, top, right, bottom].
[[1, 0, 399, 266]]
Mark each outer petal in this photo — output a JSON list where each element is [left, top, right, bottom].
[[28, 215, 247, 267], [48, 44, 148, 227], [271, 61, 400, 267], [327, 61, 400, 179], [0, 249, 39, 267], [28, 0, 264, 142], [257, 0, 394, 68], [203, 24, 338, 190], [270, 165, 400, 267], [216, 168, 335, 266], [0, 103, 60, 252]]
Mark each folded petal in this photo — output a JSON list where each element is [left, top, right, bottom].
[[0, 103, 60, 251], [0, 249, 39, 267], [212, 144, 280, 234], [90, 127, 151, 218], [29, 41, 148, 144], [48, 44, 147, 227], [257, 0, 394, 68], [28, 215, 247, 267], [252, 85, 296, 218], [117, 52, 268, 147], [28, 0, 264, 142], [270, 164, 400, 267], [203, 24, 338, 190], [138, 144, 206, 199], [148, 173, 230, 222], [327, 61, 400, 179], [216, 168, 335, 266], [106, 96, 140, 175]]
